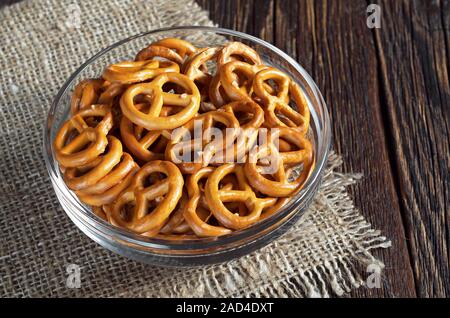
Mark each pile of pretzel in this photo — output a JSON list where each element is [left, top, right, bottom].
[[53, 38, 314, 238]]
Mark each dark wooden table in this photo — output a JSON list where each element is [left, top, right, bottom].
[[1, 0, 448, 298]]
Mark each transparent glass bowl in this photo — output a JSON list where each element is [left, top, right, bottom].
[[43, 26, 331, 266]]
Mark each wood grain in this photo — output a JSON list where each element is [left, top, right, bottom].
[[372, 0, 450, 297]]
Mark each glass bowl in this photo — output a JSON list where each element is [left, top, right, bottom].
[[43, 26, 331, 267]]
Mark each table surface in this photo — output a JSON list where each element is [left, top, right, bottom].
[[1, 0, 449, 298]]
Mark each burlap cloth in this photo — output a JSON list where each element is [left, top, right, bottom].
[[0, 0, 391, 297]]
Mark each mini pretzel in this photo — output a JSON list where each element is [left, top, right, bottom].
[[98, 81, 127, 105], [70, 79, 104, 114], [102, 60, 179, 84], [215, 100, 264, 162], [120, 104, 174, 161], [54, 104, 113, 168], [154, 38, 198, 59], [120, 72, 200, 130], [205, 164, 277, 229], [184, 167, 232, 237], [63, 136, 123, 191], [75, 154, 139, 206], [182, 47, 219, 86], [217, 42, 262, 67], [244, 128, 314, 197], [219, 61, 268, 102], [208, 73, 229, 107], [135, 44, 183, 65], [165, 110, 240, 173], [253, 67, 310, 132], [109, 160, 184, 234]]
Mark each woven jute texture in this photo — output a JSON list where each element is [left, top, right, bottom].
[[0, 0, 391, 297]]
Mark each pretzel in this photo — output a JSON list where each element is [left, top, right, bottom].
[[244, 127, 314, 197], [102, 60, 180, 84], [135, 44, 183, 65], [214, 100, 264, 162], [253, 67, 310, 132], [165, 110, 240, 173], [109, 160, 184, 234], [55, 38, 316, 239], [182, 47, 219, 86], [63, 136, 123, 191], [219, 60, 269, 102], [54, 104, 113, 168], [97, 81, 127, 105], [70, 79, 104, 114], [208, 73, 229, 107], [120, 72, 200, 130], [184, 167, 232, 237], [75, 154, 139, 206], [120, 104, 174, 162], [205, 164, 277, 229], [217, 42, 262, 67], [154, 38, 198, 59]]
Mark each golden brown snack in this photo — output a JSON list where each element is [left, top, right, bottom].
[[244, 128, 314, 197], [109, 160, 184, 234], [120, 72, 200, 130], [54, 104, 113, 168], [205, 164, 277, 229]]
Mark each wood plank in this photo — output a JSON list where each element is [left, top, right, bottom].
[[274, 0, 417, 297], [373, 0, 450, 297], [196, 0, 274, 41]]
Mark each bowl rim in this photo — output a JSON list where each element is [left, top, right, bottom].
[[43, 25, 331, 254]]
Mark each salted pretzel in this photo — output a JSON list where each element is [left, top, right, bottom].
[[244, 127, 314, 197], [135, 44, 184, 65], [154, 38, 198, 59], [120, 105, 175, 162], [253, 67, 310, 132], [109, 160, 184, 234], [63, 135, 124, 191], [54, 104, 113, 168], [97, 81, 127, 105], [219, 60, 268, 102], [120, 72, 200, 130], [205, 164, 277, 229], [165, 110, 240, 173], [183, 167, 232, 237], [74, 153, 139, 206], [217, 42, 262, 67], [102, 60, 180, 84], [70, 79, 104, 114], [182, 47, 219, 86], [208, 74, 229, 107]]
